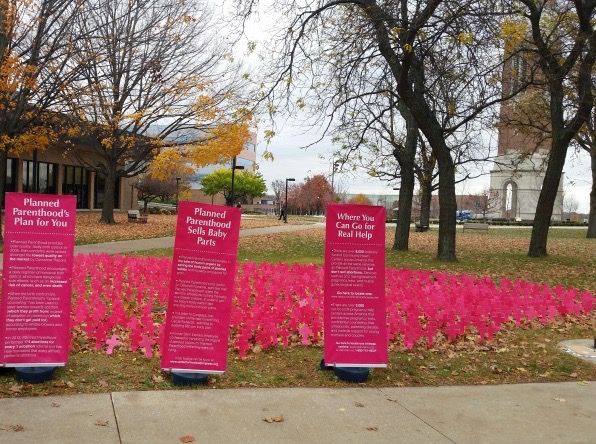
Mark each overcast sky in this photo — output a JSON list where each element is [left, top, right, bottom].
[[227, 1, 593, 213], [255, 120, 593, 213]]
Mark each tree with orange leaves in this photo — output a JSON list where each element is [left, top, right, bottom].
[[63, 0, 251, 223], [0, 0, 83, 242], [348, 194, 372, 206]]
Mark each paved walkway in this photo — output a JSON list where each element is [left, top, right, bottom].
[[0, 382, 593, 443], [74, 222, 325, 255]]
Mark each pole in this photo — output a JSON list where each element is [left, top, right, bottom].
[[284, 178, 295, 223], [175, 177, 180, 212], [284, 178, 288, 223], [230, 157, 236, 207], [33, 149, 39, 193], [331, 161, 339, 200]]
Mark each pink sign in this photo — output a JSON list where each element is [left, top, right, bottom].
[[0, 193, 76, 366], [324, 204, 387, 367], [161, 202, 241, 373]]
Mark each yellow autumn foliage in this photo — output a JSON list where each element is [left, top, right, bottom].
[[457, 32, 474, 45], [149, 148, 194, 181], [189, 121, 251, 167], [0, 127, 53, 154], [500, 19, 528, 50]]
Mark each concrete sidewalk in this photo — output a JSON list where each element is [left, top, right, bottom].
[[0, 382, 593, 444]]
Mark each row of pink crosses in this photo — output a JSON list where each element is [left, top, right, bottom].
[[69, 254, 594, 359]]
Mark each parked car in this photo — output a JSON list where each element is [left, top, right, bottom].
[[456, 210, 474, 223]]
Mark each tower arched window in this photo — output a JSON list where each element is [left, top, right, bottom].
[[503, 180, 518, 219]]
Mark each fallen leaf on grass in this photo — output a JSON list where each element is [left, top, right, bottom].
[[9, 384, 22, 394], [263, 415, 284, 423], [66, 381, 75, 388], [152, 375, 164, 384], [366, 426, 378, 431], [179, 436, 195, 443], [97, 379, 109, 388], [94, 420, 109, 427], [568, 372, 578, 378]]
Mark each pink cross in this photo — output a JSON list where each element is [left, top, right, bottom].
[[139, 335, 155, 359], [106, 335, 121, 355]]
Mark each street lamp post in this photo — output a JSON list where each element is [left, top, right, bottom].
[[393, 187, 400, 219], [175, 177, 181, 212], [229, 157, 245, 207], [330, 161, 340, 200], [284, 178, 295, 223]]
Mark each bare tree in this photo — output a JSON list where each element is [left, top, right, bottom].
[[65, 0, 245, 223], [573, 107, 595, 237], [136, 175, 190, 212], [472, 187, 501, 220], [238, 0, 524, 261], [512, 0, 595, 256], [271, 179, 285, 213], [562, 191, 579, 218]]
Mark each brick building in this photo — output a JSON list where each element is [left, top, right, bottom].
[[5, 146, 137, 211], [488, 51, 563, 221]]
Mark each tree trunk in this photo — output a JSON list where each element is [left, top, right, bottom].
[[587, 147, 596, 238], [393, 106, 417, 251], [436, 159, 457, 261], [100, 168, 117, 224], [419, 179, 432, 227], [528, 139, 567, 256], [0, 149, 7, 244], [394, 168, 415, 251], [400, 89, 457, 261]]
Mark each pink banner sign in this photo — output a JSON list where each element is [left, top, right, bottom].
[[161, 202, 241, 374], [324, 204, 387, 367], [0, 193, 76, 366]]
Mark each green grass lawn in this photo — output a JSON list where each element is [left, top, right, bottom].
[[3, 226, 592, 398], [1, 320, 593, 398], [130, 226, 596, 292]]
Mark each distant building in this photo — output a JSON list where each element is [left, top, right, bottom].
[[488, 52, 563, 221], [343, 194, 399, 213], [4, 146, 136, 211]]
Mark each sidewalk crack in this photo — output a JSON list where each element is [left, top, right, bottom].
[[110, 392, 123, 444], [377, 387, 457, 444]]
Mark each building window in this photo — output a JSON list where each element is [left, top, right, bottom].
[[94, 174, 120, 209], [63, 165, 89, 209], [5, 158, 17, 193], [22, 160, 57, 194], [510, 54, 527, 94], [235, 157, 254, 170]]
